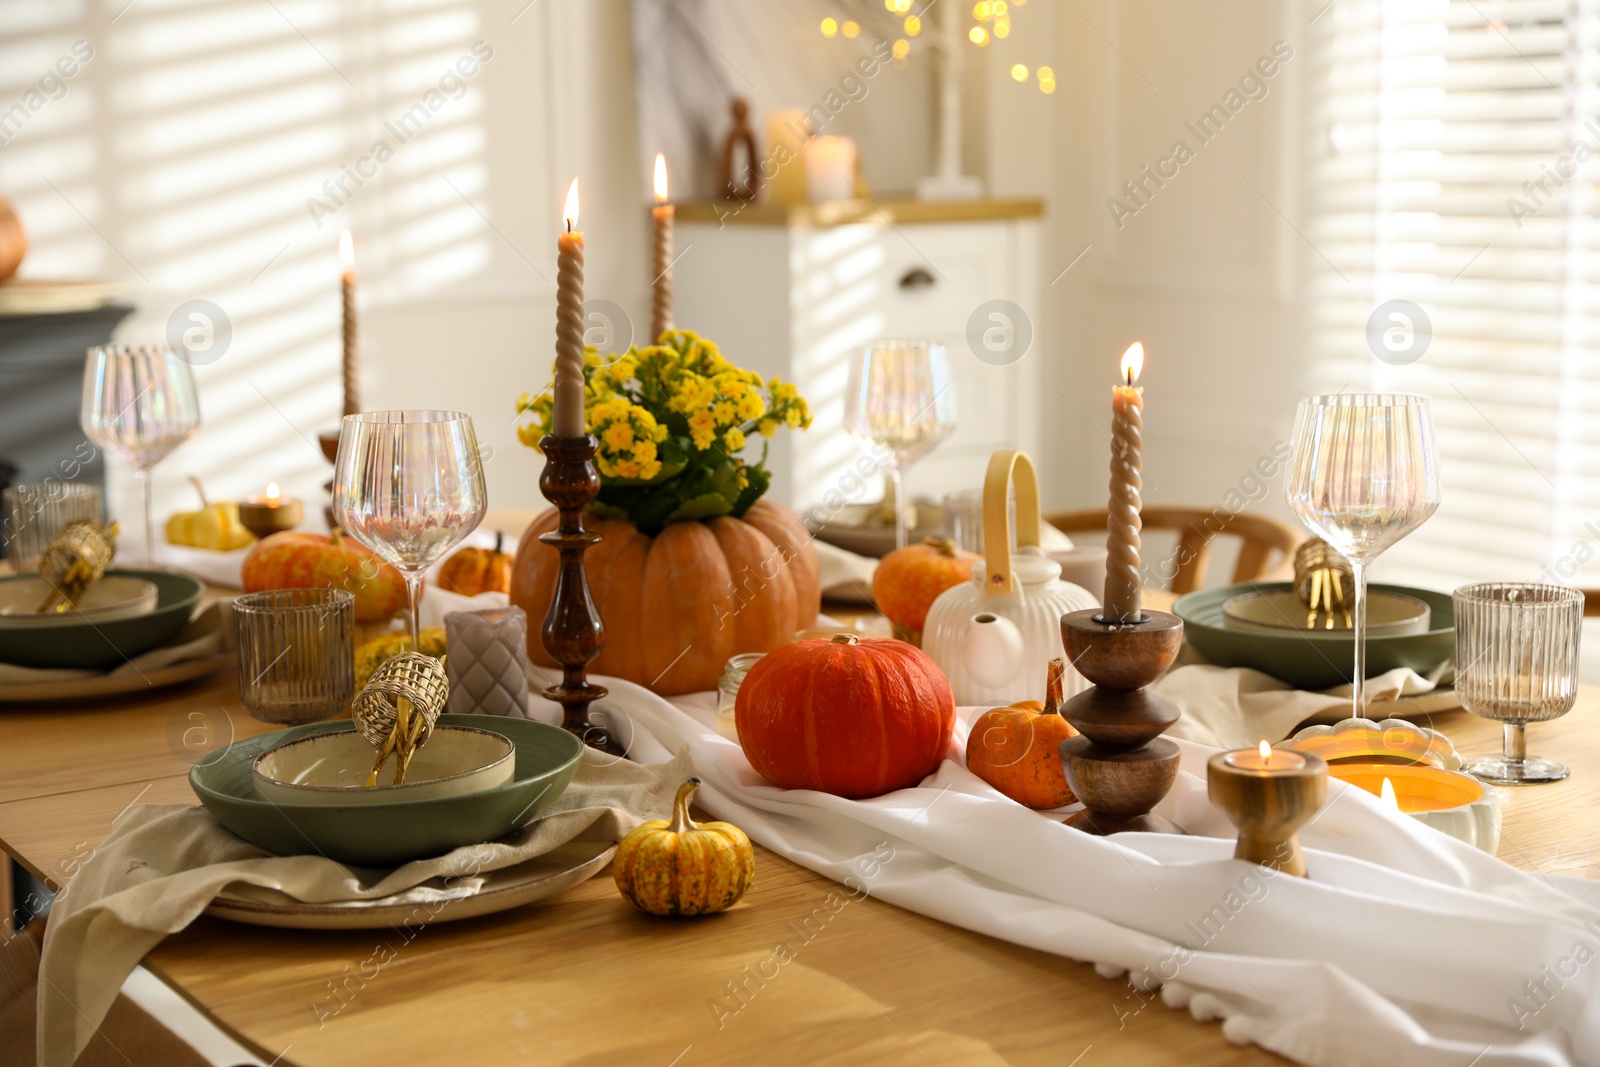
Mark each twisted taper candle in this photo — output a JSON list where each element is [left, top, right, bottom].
[[1105, 380, 1144, 621], [650, 203, 674, 343], [340, 273, 360, 416], [554, 224, 585, 437]]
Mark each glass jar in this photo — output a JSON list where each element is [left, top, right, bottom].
[[716, 653, 765, 741]]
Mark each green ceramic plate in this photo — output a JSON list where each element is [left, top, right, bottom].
[[189, 714, 583, 868], [1173, 582, 1456, 691], [0, 569, 203, 669]]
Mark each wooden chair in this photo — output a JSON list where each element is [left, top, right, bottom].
[[1042, 506, 1299, 595]]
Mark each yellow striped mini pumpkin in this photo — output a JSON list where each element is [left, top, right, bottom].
[[613, 778, 755, 917]]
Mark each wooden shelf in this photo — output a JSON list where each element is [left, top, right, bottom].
[[675, 196, 1044, 227]]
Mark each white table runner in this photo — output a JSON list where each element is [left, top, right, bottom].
[[517, 676, 1600, 1067]]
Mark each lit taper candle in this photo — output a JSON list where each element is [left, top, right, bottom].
[[1104, 342, 1145, 622], [650, 153, 674, 343], [554, 178, 585, 437]]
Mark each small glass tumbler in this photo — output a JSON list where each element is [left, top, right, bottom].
[[3, 483, 102, 572], [943, 489, 984, 554], [716, 653, 765, 742], [233, 589, 355, 724], [1454, 582, 1583, 784]]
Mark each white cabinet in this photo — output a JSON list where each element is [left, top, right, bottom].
[[675, 199, 1043, 511]]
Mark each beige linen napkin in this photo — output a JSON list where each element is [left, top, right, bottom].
[[1157, 643, 1458, 749], [39, 747, 692, 1067], [0, 602, 232, 685]]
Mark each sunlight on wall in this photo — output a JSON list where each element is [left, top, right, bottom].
[[0, 0, 491, 546]]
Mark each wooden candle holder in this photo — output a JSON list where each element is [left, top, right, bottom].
[[318, 430, 341, 531], [1207, 751, 1328, 877], [537, 433, 624, 756], [1057, 609, 1186, 835]]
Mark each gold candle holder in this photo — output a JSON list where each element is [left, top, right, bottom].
[[237, 486, 305, 541], [1207, 744, 1329, 877]]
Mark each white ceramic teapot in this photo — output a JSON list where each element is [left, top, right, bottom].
[[922, 451, 1098, 705]]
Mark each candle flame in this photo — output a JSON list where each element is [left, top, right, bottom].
[[1121, 342, 1144, 385], [1380, 776, 1399, 810], [1258, 740, 1272, 765], [564, 178, 580, 231], [338, 230, 354, 268], [653, 153, 669, 203], [265, 483, 280, 502]]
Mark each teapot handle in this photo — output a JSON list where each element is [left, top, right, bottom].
[[981, 450, 1042, 596]]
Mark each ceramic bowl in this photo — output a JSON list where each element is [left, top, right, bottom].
[[0, 574, 159, 626], [1173, 582, 1455, 691], [190, 714, 583, 867], [253, 725, 515, 805], [0, 569, 203, 669], [1222, 589, 1431, 636]]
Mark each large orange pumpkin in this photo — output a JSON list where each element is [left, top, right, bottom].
[[510, 499, 821, 696], [241, 529, 407, 623], [735, 633, 955, 798]]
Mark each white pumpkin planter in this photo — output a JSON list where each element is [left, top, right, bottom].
[[923, 451, 1098, 706], [1285, 717, 1501, 853]]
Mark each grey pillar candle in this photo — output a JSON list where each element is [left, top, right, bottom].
[[444, 606, 531, 719]]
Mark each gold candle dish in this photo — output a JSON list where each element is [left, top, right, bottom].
[[236, 490, 304, 541]]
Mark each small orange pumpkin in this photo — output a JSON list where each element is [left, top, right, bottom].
[[871, 537, 980, 643], [966, 658, 1079, 809], [438, 531, 513, 596]]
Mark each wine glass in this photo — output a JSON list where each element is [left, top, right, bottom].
[[80, 345, 201, 566], [1284, 394, 1441, 715], [1454, 582, 1582, 784], [844, 341, 959, 549], [333, 411, 488, 646]]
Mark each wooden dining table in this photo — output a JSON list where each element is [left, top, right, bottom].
[[1, 599, 1597, 1067]]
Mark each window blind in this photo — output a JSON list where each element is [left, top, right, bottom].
[[1309, 0, 1600, 590]]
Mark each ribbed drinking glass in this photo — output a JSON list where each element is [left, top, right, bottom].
[[234, 589, 355, 724], [1454, 582, 1582, 784]]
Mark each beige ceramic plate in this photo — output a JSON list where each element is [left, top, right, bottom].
[[1222, 589, 1431, 636], [0, 651, 233, 704], [0, 575, 159, 626], [253, 725, 516, 805], [204, 833, 615, 929]]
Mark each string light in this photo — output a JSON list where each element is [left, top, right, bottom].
[[842, 19, 860, 37], [993, 18, 1010, 36], [820, 17, 838, 37], [969, 25, 988, 44], [904, 14, 921, 35], [973, 1, 991, 19], [1010, 63, 1028, 81], [893, 38, 911, 58]]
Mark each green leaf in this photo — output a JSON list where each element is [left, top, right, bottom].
[[731, 464, 770, 518], [665, 492, 734, 523]]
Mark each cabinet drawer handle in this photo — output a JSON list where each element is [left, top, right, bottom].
[[898, 267, 936, 290]]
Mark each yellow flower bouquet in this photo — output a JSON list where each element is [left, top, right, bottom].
[[517, 330, 811, 533]]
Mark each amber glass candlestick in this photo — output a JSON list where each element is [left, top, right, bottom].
[[538, 432, 624, 756]]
